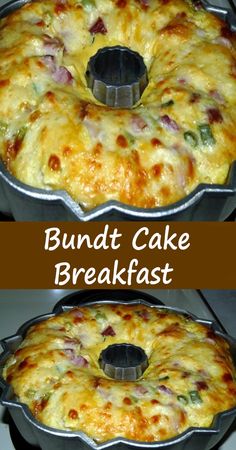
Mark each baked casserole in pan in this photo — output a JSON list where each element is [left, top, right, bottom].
[[1, 295, 236, 449], [0, 0, 236, 220]]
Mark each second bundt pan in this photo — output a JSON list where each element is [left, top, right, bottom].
[[0, 290, 236, 450]]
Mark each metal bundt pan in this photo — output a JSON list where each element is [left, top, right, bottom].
[[0, 0, 236, 221], [0, 289, 236, 450]]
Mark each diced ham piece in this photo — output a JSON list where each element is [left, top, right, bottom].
[[65, 349, 88, 367], [131, 114, 147, 133], [64, 338, 80, 349], [52, 66, 73, 84], [101, 325, 116, 336], [42, 56, 73, 85], [134, 385, 148, 395], [158, 385, 173, 395], [209, 90, 225, 104], [160, 115, 180, 132], [72, 309, 84, 319], [42, 55, 56, 71], [207, 108, 223, 124], [137, 309, 150, 321], [89, 17, 107, 34], [195, 381, 208, 391], [73, 355, 89, 367], [43, 34, 64, 56]]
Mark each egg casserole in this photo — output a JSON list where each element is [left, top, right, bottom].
[[3, 304, 236, 442], [0, 0, 236, 209]]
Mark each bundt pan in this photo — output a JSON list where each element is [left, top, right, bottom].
[[0, 0, 236, 221], [0, 289, 236, 450]]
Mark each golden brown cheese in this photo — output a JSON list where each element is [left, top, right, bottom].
[[3, 304, 236, 443], [0, 0, 236, 209]]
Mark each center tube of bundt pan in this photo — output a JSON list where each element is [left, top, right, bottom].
[[99, 343, 149, 380], [86, 46, 148, 108]]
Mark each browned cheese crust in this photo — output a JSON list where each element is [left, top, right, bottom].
[[3, 304, 236, 442], [0, 0, 236, 209]]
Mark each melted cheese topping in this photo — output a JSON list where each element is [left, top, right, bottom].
[[0, 0, 236, 209], [3, 304, 236, 443]]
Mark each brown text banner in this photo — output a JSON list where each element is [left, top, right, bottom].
[[0, 222, 235, 289]]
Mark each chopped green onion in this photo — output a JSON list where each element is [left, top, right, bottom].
[[81, 0, 95, 9], [44, 12, 52, 26], [189, 390, 202, 404], [149, 385, 157, 394], [43, 392, 51, 401], [95, 311, 107, 321], [177, 395, 189, 405], [32, 82, 40, 95], [158, 375, 170, 381], [0, 121, 7, 135], [198, 124, 216, 146], [25, 388, 37, 398], [161, 99, 174, 108], [17, 126, 27, 141], [184, 131, 198, 147], [65, 321, 73, 331], [124, 131, 135, 145], [55, 364, 64, 373], [130, 395, 139, 403]]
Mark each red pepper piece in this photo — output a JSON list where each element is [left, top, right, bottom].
[[101, 325, 116, 336], [89, 17, 107, 35]]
